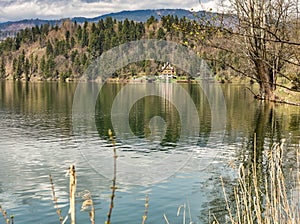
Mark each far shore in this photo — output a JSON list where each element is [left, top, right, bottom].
[[1, 76, 299, 105]]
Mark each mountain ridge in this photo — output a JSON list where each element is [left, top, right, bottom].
[[0, 9, 209, 32]]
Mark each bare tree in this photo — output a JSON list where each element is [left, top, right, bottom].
[[228, 0, 299, 100], [190, 0, 300, 102]]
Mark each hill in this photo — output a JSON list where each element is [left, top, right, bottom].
[[0, 9, 210, 35], [0, 14, 202, 81], [72, 9, 204, 23]]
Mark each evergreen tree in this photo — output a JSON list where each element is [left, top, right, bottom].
[[121, 18, 130, 42], [40, 55, 46, 75], [70, 36, 76, 48], [157, 27, 166, 39], [98, 19, 105, 31], [24, 58, 30, 80], [146, 16, 156, 27], [0, 58, 5, 79], [65, 30, 70, 42], [76, 25, 82, 42], [46, 56, 55, 78], [82, 27, 89, 47], [46, 40, 53, 56]]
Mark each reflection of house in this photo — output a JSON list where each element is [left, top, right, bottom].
[[160, 62, 175, 80]]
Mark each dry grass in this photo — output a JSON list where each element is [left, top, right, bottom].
[[141, 194, 149, 224], [50, 174, 63, 223], [69, 165, 76, 224], [50, 165, 80, 224], [79, 190, 95, 224], [220, 138, 300, 224], [2, 134, 299, 224], [0, 205, 14, 224], [105, 129, 118, 224]]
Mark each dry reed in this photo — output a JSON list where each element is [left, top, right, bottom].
[[220, 138, 300, 224], [163, 213, 170, 224], [0, 205, 8, 224], [141, 194, 149, 224], [0, 205, 14, 224], [79, 190, 95, 224], [49, 174, 63, 223], [61, 164, 78, 224], [106, 129, 118, 224], [69, 164, 76, 224]]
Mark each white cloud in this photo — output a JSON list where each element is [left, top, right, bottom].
[[0, 0, 221, 22]]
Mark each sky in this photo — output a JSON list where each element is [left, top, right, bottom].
[[0, 0, 221, 22]]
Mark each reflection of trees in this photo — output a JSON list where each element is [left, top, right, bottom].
[[0, 81, 76, 136], [198, 85, 300, 223], [223, 84, 299, 157], [95, 83, 182, 144], [95, 83, 120, 138], [95, 83, 214, 146], [242, 102, 299, 221], [185, 83, 211, 146], [240, 102, 293, 184], [253, 103, 281, 151], [136, 95, 181, 145]]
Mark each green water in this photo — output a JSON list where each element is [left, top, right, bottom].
[[0, 81, 299, 223]]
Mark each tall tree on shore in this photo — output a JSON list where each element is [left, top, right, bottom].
[[189, 0, 300, 101], [0, 58, 5, 79], [228, 0, 300, 100]]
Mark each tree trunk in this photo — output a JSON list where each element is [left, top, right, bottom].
[[257, 61, 276, 100]]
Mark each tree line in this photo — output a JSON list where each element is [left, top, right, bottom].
[[0, 15, 187, 81], [0, 4, 299, 102]]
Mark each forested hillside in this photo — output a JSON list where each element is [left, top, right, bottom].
[[0, 11, 298, 90], [0, 15, 195, 81]]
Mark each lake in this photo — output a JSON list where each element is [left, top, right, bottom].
[[0, 81, 299, 223]]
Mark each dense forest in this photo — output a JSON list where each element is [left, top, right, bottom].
[[0, 15, 196, 81], [0, 10, 299, 97]]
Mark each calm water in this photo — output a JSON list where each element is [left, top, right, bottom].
[[0, 81, 299, 223]]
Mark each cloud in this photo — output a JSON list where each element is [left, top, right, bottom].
[[0, 0, 219, 22]]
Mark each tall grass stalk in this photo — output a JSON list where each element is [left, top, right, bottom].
[[141, 194, 149, 224], [49, 174, 63, 223], [163, 214, 170, 224], [69, 165, 77, 224], [79, 190, 95, 224], [0, 205, 13, 224], [221, 139, 300, 224], [177, 204, 186, 224], [106, 129, 118, 224]]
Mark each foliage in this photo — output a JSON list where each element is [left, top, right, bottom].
[[219, 141, 300, 224], [176, 1, 300, 101], [0, 18, 148, 80], [0, 10, 298, 89]]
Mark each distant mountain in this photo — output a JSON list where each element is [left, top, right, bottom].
[[0, 9, 210, 32], [0, 9, 219, 41], [0, 18, 61, 41], [0, 19, 60, 32], [72, 9, 205, 23]]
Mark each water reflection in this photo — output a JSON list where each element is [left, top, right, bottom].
[[0, 81, 299, 223], [95, 83, 212, 146]]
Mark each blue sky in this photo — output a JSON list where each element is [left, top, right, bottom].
[[0, 0, 220, 22]]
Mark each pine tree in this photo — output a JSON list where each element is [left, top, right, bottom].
[[121, 18, 130, 42], [70, 36, 76, 48], [45, 56, 55, 78], [157, 27, 166, 39], [46, 40, 53, 56], [76, 25, 82, 42], [82, 28, 89, 47], [0, 58, 5, 79], [65, 30, 70, 42], [40, 55, 46, 75], [24, 58, 30, 81]]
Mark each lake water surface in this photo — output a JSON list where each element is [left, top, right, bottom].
[[0, 81, 299, 223]]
